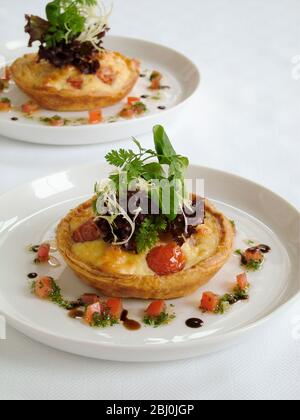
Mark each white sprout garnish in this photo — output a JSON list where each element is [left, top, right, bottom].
[[76, 0, 113, 50]]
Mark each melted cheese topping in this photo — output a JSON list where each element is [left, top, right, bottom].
[[16, 51, 136, 96], [71, 212, 221, 276]]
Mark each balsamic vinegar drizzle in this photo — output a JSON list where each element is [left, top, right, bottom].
[[68, 309, 84, 319], [185, 318, 204, 329], [257, 244, 271, 253], [121, 310, 141, 331], [27, 272, 38, 279]]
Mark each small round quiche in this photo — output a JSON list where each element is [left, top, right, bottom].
[[10, 50, 140, 111], [56, 199, 234, 300]]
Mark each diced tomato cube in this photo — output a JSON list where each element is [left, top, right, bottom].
[[67, 76, 83, 89], [244, 248, 264, 263], [237, 273, 249, 291], [35, 276, 53, 299], [200, 292, 220, 312], [80, 294, 100, 306], [22, 101, 39, 114], [37, 243, 50, 263], [97, 67, 115, 84], [127, 97, 140, 106], [145, 300, 166, 318], [106, 298, 123, 320], [0, 101, 11, 112], [84, 302, 102, 325], [120, 106, 135, 119], [88, 110, 102, 124], [150, 78, 161, 90], [49, 116, 65, 126]]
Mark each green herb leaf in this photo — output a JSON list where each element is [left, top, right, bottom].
[[143, 311, 176, 328], [136, 216, 167, 254], [153, 124, 176, 164], [91, 311, 119, 328], [105, 149, 136, 168]]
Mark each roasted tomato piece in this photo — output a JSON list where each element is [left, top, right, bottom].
[[84, 302, 102, 325], [236, 273, 249, 291], [37, 243, 50, 263], [35, 276, 54, 299], [145, 300, 166, 318], [72, 219, 101, 243], [146, 242, 186, 275], [106, 298, 123, 320], [200, 292, 220, 312]]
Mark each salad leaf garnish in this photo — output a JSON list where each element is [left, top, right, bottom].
[[105, 125, 189, 220]]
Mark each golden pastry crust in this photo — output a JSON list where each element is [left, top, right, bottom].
[[11, 51, 140, 111], [56, 199, 234, 300]]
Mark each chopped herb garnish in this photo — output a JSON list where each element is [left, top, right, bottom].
[[235, 249, 243, 256], [136, 216, 167, 253], [91, 311, 119, 328], [245, 239, 256, 246], [0, 97, 11, 104], [243, 259, 264, 272], [143, 311, 176, 328], [49, 280, 74, 310], [214, 286, 250, 314]]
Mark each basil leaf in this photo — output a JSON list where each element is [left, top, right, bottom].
[[153, 125, 176, 163], [142, 163, 165, 181], [46, 2, 60, 25]]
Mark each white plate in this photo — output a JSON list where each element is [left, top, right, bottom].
[[0, 164, 299, 362], [0, 36, 200, 146]]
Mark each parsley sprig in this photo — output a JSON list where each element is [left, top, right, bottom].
[[136, 216, 167, 254], [143, 311, 176, 328]]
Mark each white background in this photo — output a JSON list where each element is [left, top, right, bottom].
[[0, 0, 299, 400]]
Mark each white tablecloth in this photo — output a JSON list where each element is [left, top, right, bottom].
[[0, 0, 299, 400]]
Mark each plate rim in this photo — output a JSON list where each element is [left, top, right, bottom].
[[0, 164, 299, 358]]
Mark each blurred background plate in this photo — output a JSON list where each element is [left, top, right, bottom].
[[0, 36, 200, 146]]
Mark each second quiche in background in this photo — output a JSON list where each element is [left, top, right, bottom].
[[11, 0, 140, 111]]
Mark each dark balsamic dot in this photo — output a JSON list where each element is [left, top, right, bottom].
[[27, 273, 38, 279], [139, 74, 146, 78], [185, 318, 204, 329], [11, 117, 18, 121], [158, 106, 166, 110], [258, 244, 271, 253], [141, 95, 149, 99]]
